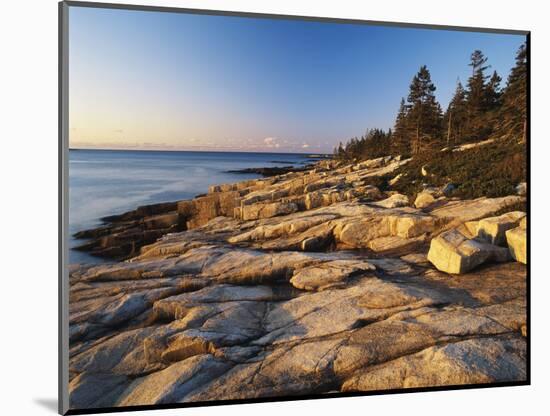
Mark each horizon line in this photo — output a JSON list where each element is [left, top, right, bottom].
[[68, 147, 332, 156]]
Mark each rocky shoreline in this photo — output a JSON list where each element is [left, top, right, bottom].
[[69, 155, 527, 409], [226, 164, 311, 177]]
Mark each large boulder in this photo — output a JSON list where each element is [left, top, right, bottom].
[[476, 211, 526, 246], [427, 228, 510, 274], [414, 192, 436, 209], [506, 219, 527, 264]]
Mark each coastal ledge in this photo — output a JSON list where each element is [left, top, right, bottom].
[[68, 152, 527, 409], [226, 165, 311, 176]]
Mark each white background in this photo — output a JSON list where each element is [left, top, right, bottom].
[[1, 0, 547, 415]]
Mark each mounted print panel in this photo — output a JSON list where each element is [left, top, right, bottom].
[[59, 1, 529, 414]]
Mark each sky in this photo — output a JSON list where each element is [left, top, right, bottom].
[[68, 6, 526, 153]]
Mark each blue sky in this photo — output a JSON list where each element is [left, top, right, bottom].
[[69, 6, 526, 153]]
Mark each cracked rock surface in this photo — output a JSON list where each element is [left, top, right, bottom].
[[69, 157, 527, 409]]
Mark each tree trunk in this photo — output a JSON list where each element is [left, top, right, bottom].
[[447, 110, 452, 146]]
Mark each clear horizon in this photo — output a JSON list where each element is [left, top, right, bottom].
[[69, 6, 526, 153], [68, 146, 330, 155]]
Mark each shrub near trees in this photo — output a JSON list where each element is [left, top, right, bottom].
[[335, 43, 527, 161]]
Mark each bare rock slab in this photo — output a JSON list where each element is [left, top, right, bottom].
[[342, 337, 526, 391], [290, 260, 376, 291], [372, 193, 410, 209]]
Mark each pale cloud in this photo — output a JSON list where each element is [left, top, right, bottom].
[[263, 137, 281, 149], [70, 134, 331, 153]]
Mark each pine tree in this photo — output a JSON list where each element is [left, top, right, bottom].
[[465, 50, 491, 139], [391, 98, 411, 156], [406, 65, 443, 154], [444, 80, 468, 145], [337, 129, 393, 160], [498, 43, 527, 142], [334, 142, 345, 159], [485, 70, 502, 109], [337, 43, 526, 163]]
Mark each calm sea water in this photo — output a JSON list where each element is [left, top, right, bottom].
[[69, 149, 317, 264]]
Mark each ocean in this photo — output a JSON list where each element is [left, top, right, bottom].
[[68, 149, 318, 264]]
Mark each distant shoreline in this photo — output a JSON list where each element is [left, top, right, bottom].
[[69, 147, 332, 158]]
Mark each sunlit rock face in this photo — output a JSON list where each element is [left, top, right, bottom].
[[68, 156, 527, 409]]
